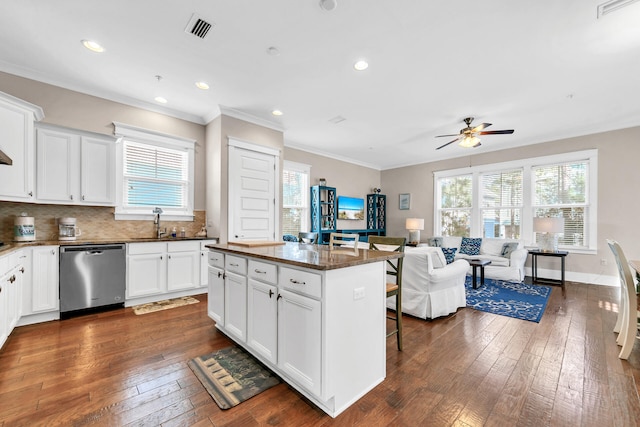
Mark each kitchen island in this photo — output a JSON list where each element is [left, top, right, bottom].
[[205, 241, 402, 418]]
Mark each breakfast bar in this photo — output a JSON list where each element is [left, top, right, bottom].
[[205, 241, 403, 417]]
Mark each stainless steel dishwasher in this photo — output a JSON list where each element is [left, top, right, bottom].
[[59, 244, 126, 315]]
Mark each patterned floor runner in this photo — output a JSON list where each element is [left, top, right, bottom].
[[188, 346, 281, 409], [465, 277, 552, 322], [132, 296, 199, 315]]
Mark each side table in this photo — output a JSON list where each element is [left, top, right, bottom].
[[468, 259, 492, 289], [529, 250, 568, 292]]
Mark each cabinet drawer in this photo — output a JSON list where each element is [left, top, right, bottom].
[[280, 267, 321, 300], [208, 251, 224, 268], [248, 260, 277, 284], [225, 255, 247, 275], [128, 242, 166, 255], [167, 240, 200, 253]]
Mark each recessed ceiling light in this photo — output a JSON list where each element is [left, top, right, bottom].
[[81, 39, 104, 53], [354, 60, 369, 71], [266, 46, 280, 56], [272, 110, 283, 116], [195, 81, 210, 90], [319, 0, 338, 12], [154, 96, 167, 104]]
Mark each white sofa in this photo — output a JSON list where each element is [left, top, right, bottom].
[[387, 246, 469, 319], [428, 236, 528, 282]]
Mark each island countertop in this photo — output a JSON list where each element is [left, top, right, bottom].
[[206, 241, 403, 271]]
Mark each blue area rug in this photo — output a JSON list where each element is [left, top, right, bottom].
[[465, 276, 552, 322]]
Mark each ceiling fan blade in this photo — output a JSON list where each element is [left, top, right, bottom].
[[435, 133, 462, 138], [478, 129, 514, 135], [436, 137, 460, 150], [471, 123, 492, 133]]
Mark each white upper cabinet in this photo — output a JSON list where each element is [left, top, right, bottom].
[[0, 91, 44, 202], [36, 123, 116, 205]]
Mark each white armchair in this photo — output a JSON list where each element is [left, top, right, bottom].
[[387, 246, 469, 319]]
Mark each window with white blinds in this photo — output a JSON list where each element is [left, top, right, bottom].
[[434, 149, 597, 252], [123, 141, 188, 208], [480, 169, 523, 239], [533, 161, 588, 248], [113, 122, 195, 220], [437, 174, 472, 237], [282, 161, 310, 236]]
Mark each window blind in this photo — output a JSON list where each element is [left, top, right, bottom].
[[123, 141, 188, 208]]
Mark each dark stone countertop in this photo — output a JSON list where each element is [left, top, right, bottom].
[[0, 236, 219, 256], [206, 242, 402, 271]]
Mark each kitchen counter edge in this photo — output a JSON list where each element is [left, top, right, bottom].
[[0, 236, 220, 256], [206, 242, 403, 271]]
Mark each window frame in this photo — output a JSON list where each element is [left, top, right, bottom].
[[113, 122, 196, 221], [434, 149, 598, 253], [282, 160, 311, 236]]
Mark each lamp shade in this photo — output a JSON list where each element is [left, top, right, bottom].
[[405, 218, 424, 231], [533, 217, 564, 233]]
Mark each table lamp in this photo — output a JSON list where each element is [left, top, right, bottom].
[[406, 218, 424, 245], [534, 217, 564, 252]]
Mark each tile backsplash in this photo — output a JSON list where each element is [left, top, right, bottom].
[[0, 202, 207, 243]]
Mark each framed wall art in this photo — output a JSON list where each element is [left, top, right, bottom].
[[399, 193, 411, 210]]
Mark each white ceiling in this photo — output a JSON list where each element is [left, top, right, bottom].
[[1, 0, 639, 170]]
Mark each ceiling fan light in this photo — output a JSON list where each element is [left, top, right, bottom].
[[459, 135, 480, 148]]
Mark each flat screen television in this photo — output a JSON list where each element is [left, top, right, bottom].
[[338, 196, 365, 220]]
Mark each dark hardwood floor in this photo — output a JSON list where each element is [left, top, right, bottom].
[[1, 281, 639, 426]]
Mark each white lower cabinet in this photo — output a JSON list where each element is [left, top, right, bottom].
[[127, 240, 209, 304], [167, 241, 200, 291], [0, 255, 10, 347], [277, 287, 321, 395], [210, 253, 323, 397], [127, 243, 166, 298], [207, 248, 387, 418], [30, 246, 59, 313], [207, 251, 225, 325], [247, 279, 278, 363], [224, 271, 247, 343]]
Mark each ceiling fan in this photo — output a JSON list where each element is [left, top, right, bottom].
[[435, 117, 514, 150]]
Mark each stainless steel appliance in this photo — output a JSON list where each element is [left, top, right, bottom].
[[59, 244, 126, 315]]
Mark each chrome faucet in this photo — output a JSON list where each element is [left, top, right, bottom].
[[153, 207, 166, 239]]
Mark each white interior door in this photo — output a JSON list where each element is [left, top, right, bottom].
[[228, 141, 279, 242]]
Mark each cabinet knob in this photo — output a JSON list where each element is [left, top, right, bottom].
[[230, 263, 239, 267], [51, 250, 56, 255], [82, 195, 85, 201], [19, 267, 25, 274], [160, 255, 163, 260], [254, 269, 266, 274], [289, 278, 306, 285], [277, 293, 282, 300], [217, 271, 223, 278], [70, 195, 74, 200], [168, 255, 171, 259], [268, 289, 274, 298], [28, 191, 33, 197], [9, 275, 16, 284]]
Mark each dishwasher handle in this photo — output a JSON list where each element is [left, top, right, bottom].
[[60, 244, 125, 253]]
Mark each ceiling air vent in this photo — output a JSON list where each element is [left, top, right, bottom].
[[185, 13, 213, 39], [597, 0, 640, 18]]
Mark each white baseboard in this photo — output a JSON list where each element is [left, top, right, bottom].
[[526, 267, 617, 287]]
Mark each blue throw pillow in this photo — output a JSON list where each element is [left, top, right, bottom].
[[441, 247, 457, 264], [501, 242, 518, 258], [460, 237, 482, 255]]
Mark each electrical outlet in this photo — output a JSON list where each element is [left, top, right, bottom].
[[601, 258, 607, 266], [353, 287, 365, 300]]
